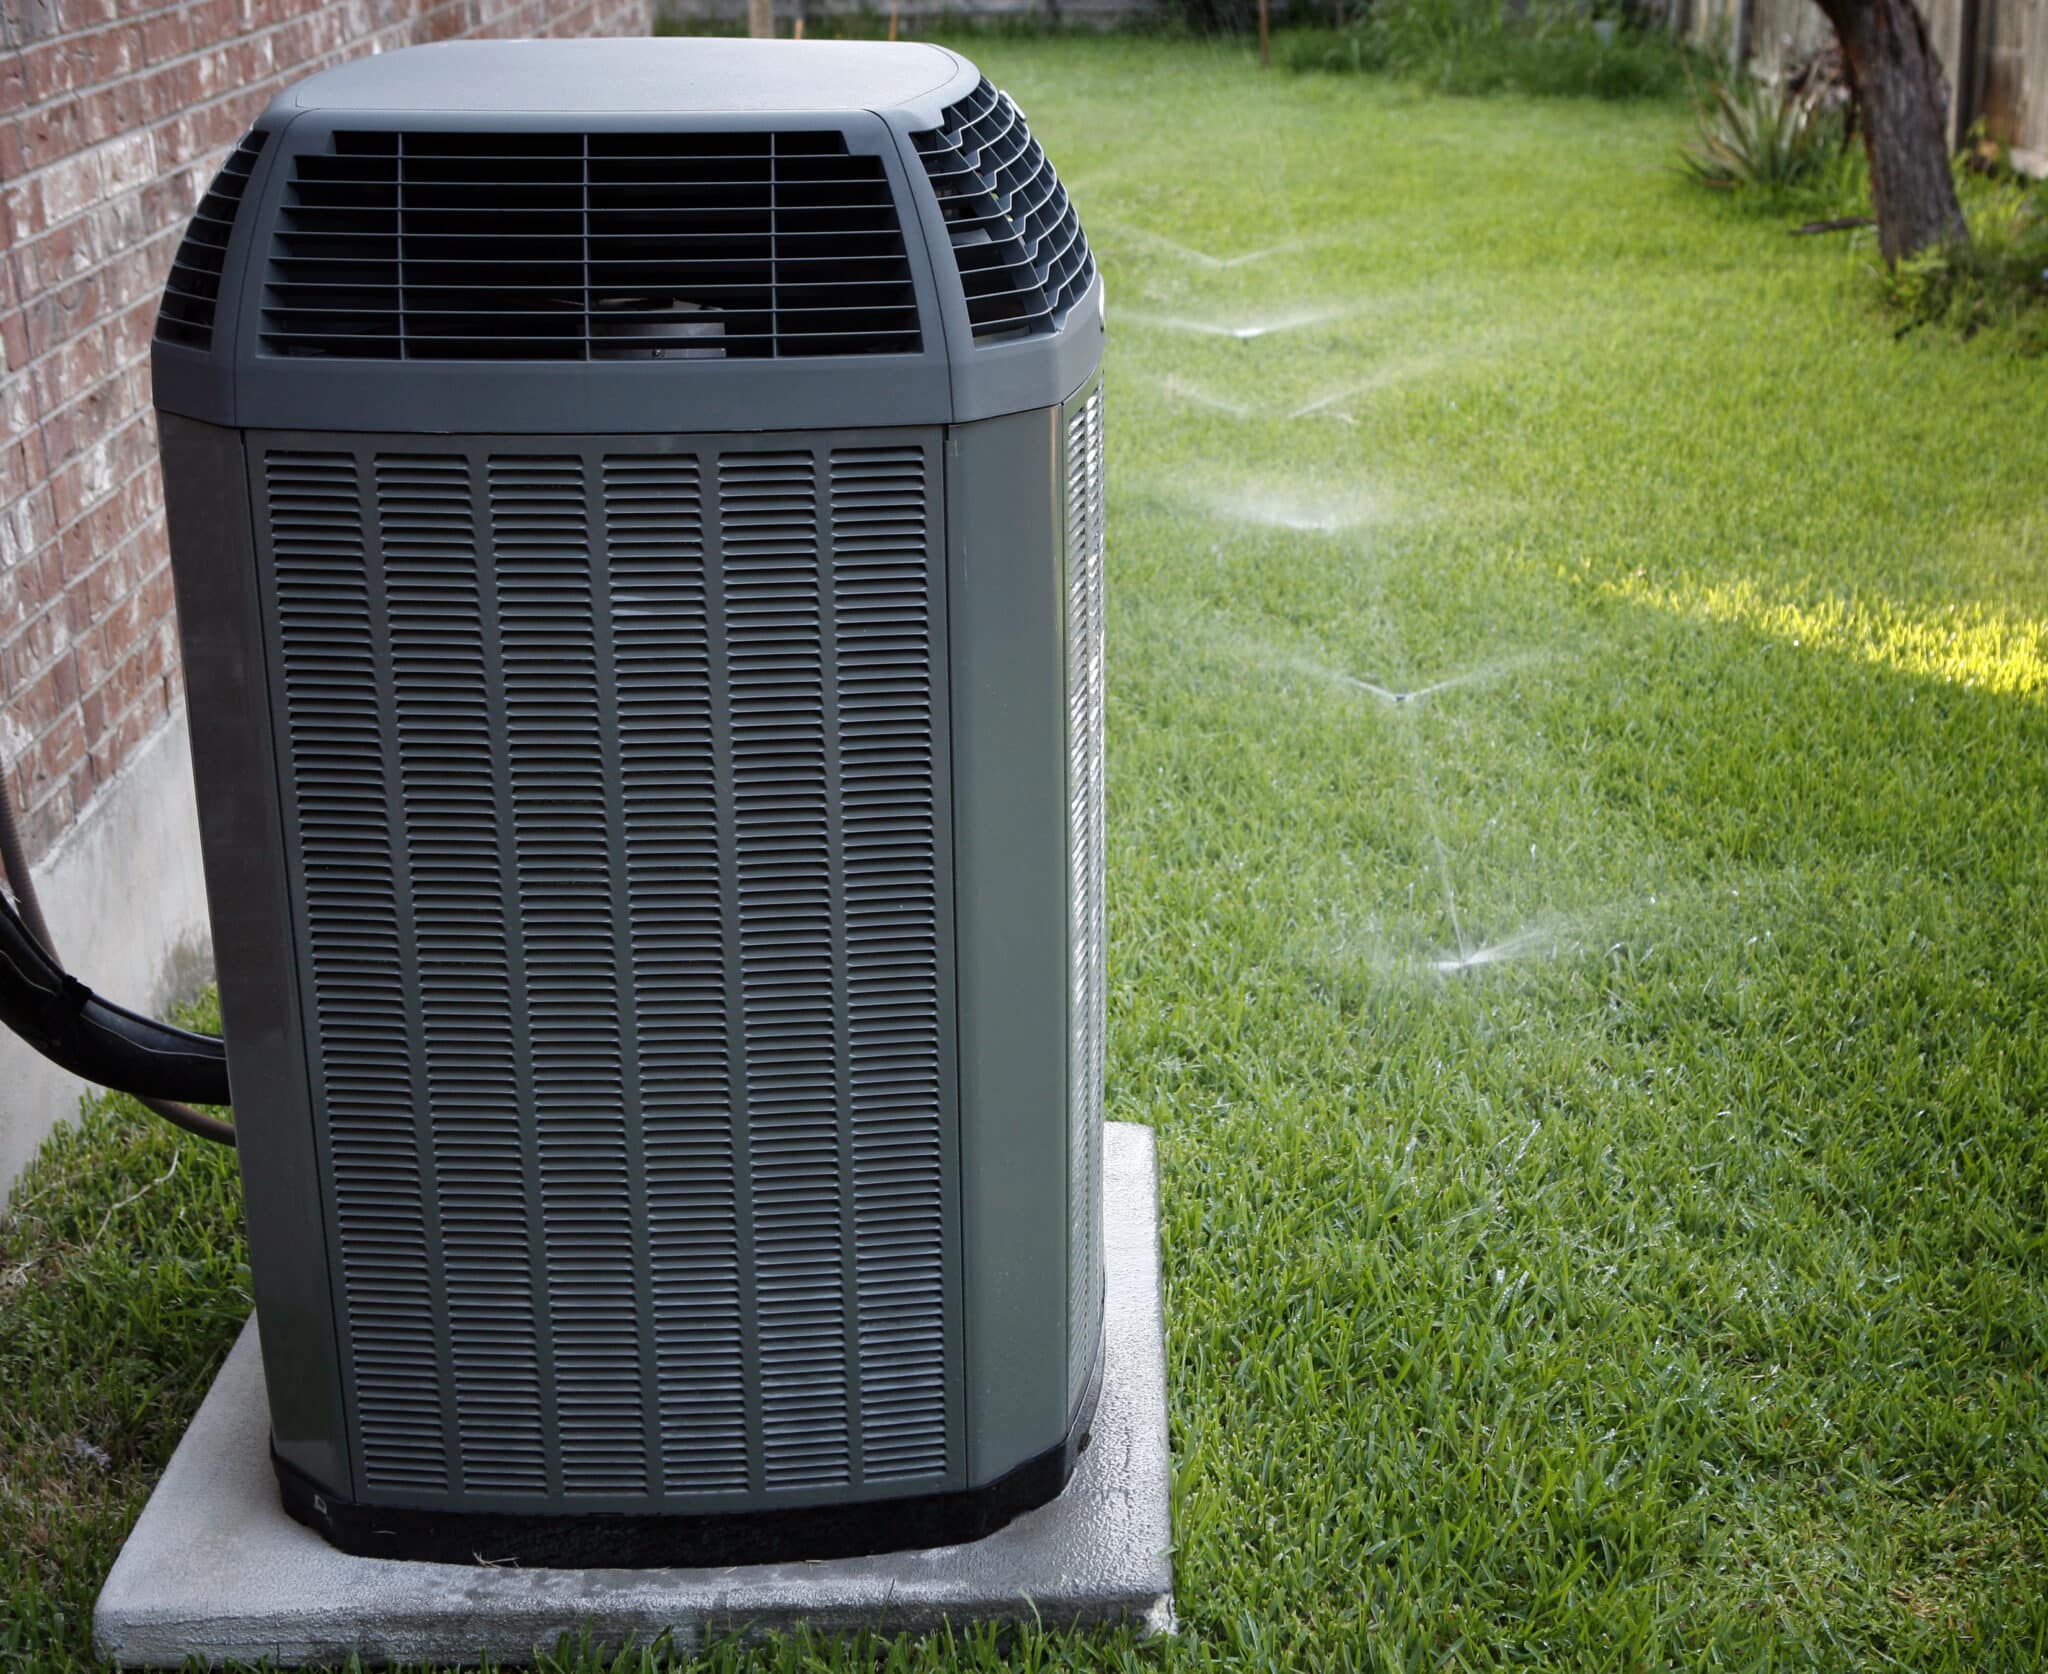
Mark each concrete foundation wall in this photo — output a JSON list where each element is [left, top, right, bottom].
[[0, 706, 209, 1191]]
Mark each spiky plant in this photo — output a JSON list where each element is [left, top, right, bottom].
[[1680, 75, 1838, 192]]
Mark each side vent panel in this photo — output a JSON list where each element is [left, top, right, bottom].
[[156, 130, 267, 350], [913, 79, 1094, 344], [720, 448, 853, 1493], [258, 432, 958, 1510], [488, 457, 648, 1499], [831, 445, 951, 1483], [266, 452, 449, 1496], [600, 455, 753, 1494], [260, 132, 922, 361], [1063, 386, 1107, 1410], [376, 455, 550, 1497]]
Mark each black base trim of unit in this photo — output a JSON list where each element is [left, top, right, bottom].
[[273, 1344, 1104, 1569]]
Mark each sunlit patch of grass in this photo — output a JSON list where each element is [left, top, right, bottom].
[[1604, 572, 2048, 700]]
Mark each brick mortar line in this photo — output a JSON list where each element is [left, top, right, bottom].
[[9, 57, 300, 180], [24, 392, 157, 476], [8, 0, 460, 119], [5, 160, 205, 270], [6, 7, 637, 475], [7, 2, 639, 477], [10, 300, 163, 395], [7, 319, 170, 413], [7, 537, 177, 752], [18, 410, 160, 521], [7, 1, 625, 255], [12, 680, 172, 799], [7, 0, 578, 146], [7, 48, 328, 198], [7, 548, 173, 704], [21, 666, 180, 786], [12, 304, 165, 424], [13, 418, 159, 532], [14, 614, 177, 755], [7, 480, 175, 783], [6, 46, 311, 197], [3, 0, 646, 841], [5, 438, 165, 601], [2, 240, 46, 479], [4, 234, 186, 421], [2, 0, 586, 157], [5, 100, 214, 206], [9, 0, 639, 232], [9, 536, 181, 812], [10, 0, 193, 56], [17, 670, 177, 817], [2, 178, 165, 533], [7, 214, 186, 300]]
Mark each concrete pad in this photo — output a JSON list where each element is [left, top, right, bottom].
[[95, 1122, 1173, 1666]]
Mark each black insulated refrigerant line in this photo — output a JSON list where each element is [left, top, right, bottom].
[[0, 782, 233, 1144]]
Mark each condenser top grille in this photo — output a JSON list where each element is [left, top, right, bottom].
[[259, 130, 922, 362], [155, 130, 268, 350], [913, 79, 1093, 344]]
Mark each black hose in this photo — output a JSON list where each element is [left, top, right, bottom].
[[0, 892, 232, 1105], [136, 1091, 237, 1146], [0, 773, 56, 955], [0, 779, 234, 1142]]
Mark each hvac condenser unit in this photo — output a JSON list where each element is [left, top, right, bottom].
[[151, 38, 1106, 1565]]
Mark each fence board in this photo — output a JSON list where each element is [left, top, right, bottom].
[[1678, 0, 2044, 168]]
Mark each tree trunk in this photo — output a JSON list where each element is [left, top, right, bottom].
[[1811, 0, 1968, 262], [748, 0, 774, 37]]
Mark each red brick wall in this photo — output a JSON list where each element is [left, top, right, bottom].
[[0, 0, 651, 858]]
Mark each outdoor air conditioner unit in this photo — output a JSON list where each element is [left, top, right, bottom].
[[150, 37, 1107, 1565]]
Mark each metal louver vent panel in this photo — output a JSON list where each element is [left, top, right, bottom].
[[913, 79, 1093, 344], [377, 456, 547, 1496], [489, 457, 649, 1498], [156, 130, 267, 350], [833, 446, 951, 1480], [259, 433, 957, 1509], [601, 455, 751, 1492], [720, 448, 853, 1491], [1064, 385, 1107, 1409], [259, 130, 921, 361], [266, 453, 449, 1494]]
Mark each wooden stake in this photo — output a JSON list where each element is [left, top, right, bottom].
[[889, 0, 900, 39], [1258, 0, 1270, 66]]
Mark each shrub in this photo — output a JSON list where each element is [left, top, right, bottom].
[[1278, 23, 1389, 71], [1878, 178, 2048, 352], [1174, 0, 1266, 33], [1278, 0, 1700, 102], [651, 5, 1104, 38]]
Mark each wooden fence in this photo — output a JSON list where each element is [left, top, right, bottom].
[[1677, 0, 2044, 171]]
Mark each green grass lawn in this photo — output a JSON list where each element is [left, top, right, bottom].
[[8, 35, 2048, 1672]]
